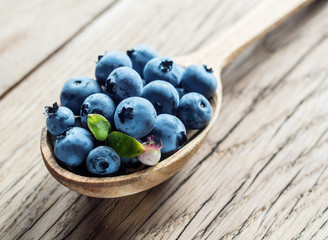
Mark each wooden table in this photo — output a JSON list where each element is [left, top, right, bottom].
[[1, 0, 328, 239]]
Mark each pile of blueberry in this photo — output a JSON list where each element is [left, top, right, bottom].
[[44, 44, 217, 177]]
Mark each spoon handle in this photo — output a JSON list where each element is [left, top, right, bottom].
[[191, 0, 315, 69]]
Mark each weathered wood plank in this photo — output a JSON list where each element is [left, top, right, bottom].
[[1, 0, 327, 239], [0, 0, 118, 98]]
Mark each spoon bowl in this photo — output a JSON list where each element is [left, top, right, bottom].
[[40, 0, 314, 198], [40, 80, 222, 198]]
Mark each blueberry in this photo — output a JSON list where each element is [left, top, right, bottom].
[[54, 127, 94, 167], [95, 51, 132, 86], [180, 64, 217, 98], [80, 93, 116, 128], [142, 80, 179, 115], [60, 76, 102, 115], [148, 114, 187, 154], [127, 44, 158, 78], [86, 146, 120, 176], [105, 67, 143, 102], [177, 92, 212, 129], [114, 97, 157, 138], [44, 102, 75, 136], [143, 56, 182, 87]]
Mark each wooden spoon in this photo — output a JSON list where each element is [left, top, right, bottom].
[[40, 0, 315, 198]]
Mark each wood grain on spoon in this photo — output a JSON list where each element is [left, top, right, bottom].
[[40, 0, 316, 198]]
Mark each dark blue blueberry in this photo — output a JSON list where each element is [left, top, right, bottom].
[[127, 44, 158, 78], [45, 102, 75, 136], [114, 97, 157, 138], [180, 64, 217, 98], [142, 80, 179, 115], [80, 93, 116, 127], [149, 114, 187, 154], [60, 76, 102, 115], [178, 92, 212, 129], [105, 67, 143, 102], [143, 56, 182, 87], [54, 127, 94, 167], [86, 146, 120, 176], [95, 51, 132, 86]]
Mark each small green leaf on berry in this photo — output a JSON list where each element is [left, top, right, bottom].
[[107, 131, 145, 157], [87, 114, 111, 141]]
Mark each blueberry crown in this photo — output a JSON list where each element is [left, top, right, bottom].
[[118, 107, 134, 123], [159, 60, 173, 73], [93, 159, 109, 173], [97, 51, 109, 62], [203, 64, 213, 73], [105, 80, 116, 94], [126, 49, 135, 58], [81, 103, 89, 116], [44, 102, 59, 116], [97, 55, 104, 62], [177, 131, 187, 147]]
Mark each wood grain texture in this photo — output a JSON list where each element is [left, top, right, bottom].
[[178, 0, 315, 69], [0, 0, 117, 98], [1, 0, 328, 239]]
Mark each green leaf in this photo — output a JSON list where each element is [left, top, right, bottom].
[[87, 114, 111, 141], [107, 131, 145, 157]]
